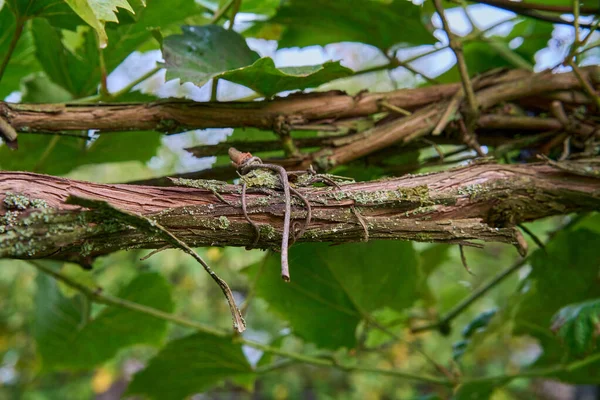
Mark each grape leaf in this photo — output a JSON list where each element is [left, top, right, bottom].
[[436, 18, 552, 83], [126, 331, 254, 399], [219, 57, 353, 97], [246, 0, 436, 51], [104, 0, 206, 72], [5, 0, 83, 29], [20, 73, 73, 103], [162, 24, 260, 87], [551, 299, 600, 356], [33, 271, 173, 370], [31, 18, 100, 97], [247, 241, 419, 349], [508, 228, 600, 382], [63, 0, 139, 48], [0, 7, 39, 99]]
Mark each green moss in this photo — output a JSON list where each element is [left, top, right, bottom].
[[0, 211, 19, 226], [3, 192, 30, 210], [259, 224, 277, 240], [253, 197, 270, 207], [457, 184, 485, 199], [172, 178, 227, 191], [397, 185, 432, 205], [80, 241, 94, 257], [414, 233, 434, 241], [241, 169, 280, 189], [218, 216, 230, 229], [3, 192, 49, 211], [30, 198, 49, 208], [157, 118, 184, 133]]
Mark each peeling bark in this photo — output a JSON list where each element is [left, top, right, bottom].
[[1, 163, 599, 263]]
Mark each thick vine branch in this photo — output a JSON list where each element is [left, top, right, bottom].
[[1, 162, 599, 262], [1, 68, 596, 136]]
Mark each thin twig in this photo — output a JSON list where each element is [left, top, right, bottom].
[[65, 195, 246, 333], [99, 49, 109, 99], [231, 149, 293, 281], [0, 115, 18, 149], [433, 89, 463, 136], [211, 77, 219, 102], [289, 187, 312, 243], [28, 260, 227, 337], [459, 245, 475, 275], [228, 0, 242, 30], [241, 182, 261, 247], [240, 251, 269, 314], [210, 0, 236, 24], [465, 0, 597, 28], [434, 0, 478, 117], [140, 245, 171, 261], [568, 61, 600, 109], [30, 259, 450, 386], [411, 256, 528, 334], [517, 224, 546, 251], [0, 18, 25, 84], [573, 0, 581, 59], [379, 100, 412, 116], [110, 66, 161, 100], [351, 206, 369, 242]]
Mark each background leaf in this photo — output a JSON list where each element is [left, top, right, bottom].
[[6, 0, 83, 29], [219, 58, 353, 97], [0, 7, 38, 99], [247, 0, 436, 51], [248, 241, 419, 349], [162, 24, 260, 87], [103, 0, 206, 72], [126, 331, 254, 399], [507, 228, 600, 381], [31, 18, 100, 97], [551, 299, 600, 356], [63, 0, 138, 48], [33, 271, 173, 370]]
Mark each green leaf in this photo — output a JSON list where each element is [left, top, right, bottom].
[[462, 309, 497, 339], [508, 19, 553, 64], [551, 299, 600, 356], [420, 244, 452, 276], [512, 230, 600, 346], [162, 24, 260, 87], [508, 228, 600, 381], [207, 0, 279, 16], [0, 129, 161, 175], [219, 57, 353, 97], [248, 241, 419, 349], [104, 0, 206, 72], [63, 0, 139, 48], [247, 0, 436, 51], [83, 130, 163, 165], [452, 379, 507, 400], [20, 73, 74, 103], [126, 331, 254, 399], [5, 0, 83, 29], [33, 271, 173, 370], [0, 7, 39, 99], [436, 19, 552, 83], [31, 18, 100, 97]]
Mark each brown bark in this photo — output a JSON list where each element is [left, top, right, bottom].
[[1, 68, 595, 136], [1, 162, 599, 264], [2, 67, 597, 175]]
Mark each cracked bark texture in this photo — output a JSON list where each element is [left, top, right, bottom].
[[1, 162, 599, 264]]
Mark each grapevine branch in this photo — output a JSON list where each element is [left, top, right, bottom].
[[2, 161, 600, 262]]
